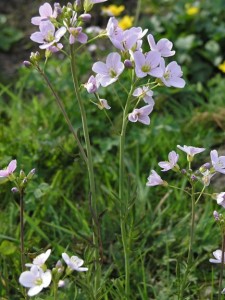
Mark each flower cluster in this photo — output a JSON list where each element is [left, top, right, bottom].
[[29, 1, 108, 54], [146, 146, 225, 188], [0, 159, 35, 191], [84, 15, 185, 121], [19, 249, 88, 297]]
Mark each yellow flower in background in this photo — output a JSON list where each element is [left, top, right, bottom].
[[118, 15, 134, 30], [102, 5, 125, 17], [218, 61, 225, 73], [186, 6, 200, 16]]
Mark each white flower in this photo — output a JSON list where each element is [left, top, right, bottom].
[[158, 151, 179, 172], [209, 249, 225, 264], [19, 265, 52, 297], [25, 249, 51, 268], [210, 150, 225, 174], [99, 99, 111, 110], [216, 192, 225, 208], [146, 170, 167, 187], [177, 145, 205, 157], [62, 253, 88, 272]]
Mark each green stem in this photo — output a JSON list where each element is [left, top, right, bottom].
[[119, 73, 135, 298], [179, 183, 195, 299], [20, 189, 25, 272], [218, 234, 225, 300], [37, 67, 88, 165], [70, 45, 102, 290]]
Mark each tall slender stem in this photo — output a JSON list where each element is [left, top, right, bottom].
[[119, 75, 135, 297], [218, 234, 225, 300], [70, 45, 102, 290], [179, 183, 196, 299], [37, 67, 88, 165], [19, 189, 25, 272]]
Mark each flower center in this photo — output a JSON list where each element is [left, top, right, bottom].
[[164, 70, 170, 80], [35, 278, 43, 286], [45, 31, 55, 42], [109, 68, 117, 78], [141, 65, 150, 73]]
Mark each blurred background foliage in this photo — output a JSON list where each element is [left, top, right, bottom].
[[0, 0, 225, 299]]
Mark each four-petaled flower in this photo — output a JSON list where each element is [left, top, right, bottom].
[[92, 52, 124, 87], [132, 86, 154, 105], [209, 250, 225, 264], [133, 51, 163, 78], [216, 192, 225, 208], [30, 21, 66, 51], [158, 151, 179, 172], [31, 2, 58, 26], [19, 265, 52, 297], [146, 170, 167, 187], [128, 105, 154, 125], [0, 160, 17, 177], [62, 253, 88, 272], [210, 150, 225, 174], [25, 249, 51, 269], [147, 34, 175, 57], [159, 59, 185, 88], [177, 145, 205, 158], [69, 27, 88, 45]]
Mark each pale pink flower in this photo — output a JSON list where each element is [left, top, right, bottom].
[[106, 17, 147, 51], [201, 170, 215, 186], [31, 2, 58, 26], [92, 52, 124, 87], [19, 265, 52, 297], [25, 249, 51, 269], [68, 27, 88, 44], [133, 86, 154, 105], [99, 99, 111, 110], [209, 250, 225, 264], [216, 192, 225, 208], [159, 58, 185, 88], [30, 21, 66, 51], [210, 150, 225, 174], [62, 253, 88, 272], [133, 51, 163, 78], [146, 170, 167, 187], [147, 34, 175, 57], [0, 160, 17, 177], [84, 75, 100, 93], [177, 145, 205, 157], [128, 105, 154, 125], [158, 151, 179, 172]]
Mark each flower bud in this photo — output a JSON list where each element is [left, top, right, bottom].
[[84, 0, 93, 12], [213, 210, 220, 221], [11, 187, 19, 193], [199, 162, 211, 173], [54, 3, 62, 15], [181, 169, 187, 174], [124, 59, 133, 69], [20, 170, 26, 179], [27, 168, 36, 179], [23, 61, 32, 68], [79, 13, 91, 22], [22, 178, 28, 186], [58, 280, 65, 288], [30, 51, 40, 63], [191, 175, 197, 181]]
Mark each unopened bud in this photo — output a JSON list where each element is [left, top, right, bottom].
[[23, 61, 32, 68], [58, 280, 65, 288], [30, 51, 40, 63], [79, 13, 91, 22], [181, 169, 187, 174], [199, 162, 211, 173], [11, 187, 19, 193], [22, 178, 28, 185], [213, 210, 220, 221], [54, 3, 62, 15], [20, 170, 26, 179], [124, 59, 133, 69], [191, 175, 197, 181], [27, 168, 36, 179]]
